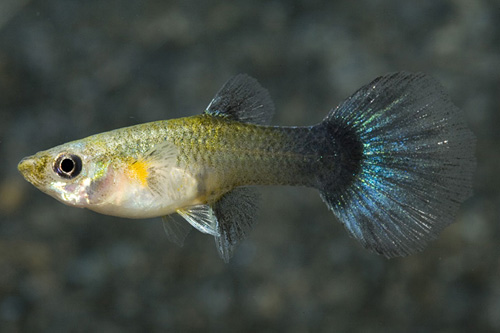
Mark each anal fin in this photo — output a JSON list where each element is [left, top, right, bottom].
[[213, 187, 259, 262], [174, 187, 259, 262]]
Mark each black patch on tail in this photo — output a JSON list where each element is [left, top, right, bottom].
[[315, 120, 364, 201]]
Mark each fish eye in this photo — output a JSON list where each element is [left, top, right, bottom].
[[54, 154, 82, 179]]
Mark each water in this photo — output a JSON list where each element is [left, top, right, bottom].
[[0, 0, 498, 331]]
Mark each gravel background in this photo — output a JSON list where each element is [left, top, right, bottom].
[[0, 0, 498, 332]]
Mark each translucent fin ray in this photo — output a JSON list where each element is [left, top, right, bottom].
[[162, 215, 192, 246], [177, 205, 219, 236], [138, 141, 198, 201]]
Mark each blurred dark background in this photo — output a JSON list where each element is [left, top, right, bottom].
[[0, 0, 498, 332]]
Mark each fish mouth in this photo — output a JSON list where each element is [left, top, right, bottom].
[[18, 157, 34, 183], [18, 156, 34, 175], [18, 156, 45, 186]]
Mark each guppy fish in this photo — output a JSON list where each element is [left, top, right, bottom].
[[18, 72, 475, 262]]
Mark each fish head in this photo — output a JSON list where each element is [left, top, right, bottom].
[[17, 140, 112, 208], [18, 137, 202, 218]]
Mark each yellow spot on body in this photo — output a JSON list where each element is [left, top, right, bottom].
[[127, 159, 149, 186]]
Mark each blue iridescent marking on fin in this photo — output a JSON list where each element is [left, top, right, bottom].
[[319, 72, 475, 257]]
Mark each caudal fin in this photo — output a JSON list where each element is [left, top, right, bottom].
[[319, 72, 475, 258]]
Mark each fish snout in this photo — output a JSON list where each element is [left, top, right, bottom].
[[17, 155, 47, 186], [18, 156, 35, 176]]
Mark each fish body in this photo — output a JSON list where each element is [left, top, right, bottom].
[[18, 73, 476, 261]]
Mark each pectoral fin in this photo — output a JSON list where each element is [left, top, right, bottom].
[[135, 141, 198, 201]]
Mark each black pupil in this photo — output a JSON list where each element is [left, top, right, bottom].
[[54, 154, 82, 179], [60, 158, 75, 173]]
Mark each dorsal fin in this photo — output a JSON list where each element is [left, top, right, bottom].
[[205, 74, 274, 125]]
